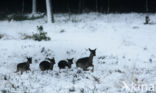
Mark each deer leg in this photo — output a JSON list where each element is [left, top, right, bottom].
[[21, 71, 23, 75], [59, 69, 61, 73], [83, 67, 89, 71], [91, 65, 94, 72]]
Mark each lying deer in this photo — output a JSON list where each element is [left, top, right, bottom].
[[58, 58, 74, 69], [39, 58, 55, 71]]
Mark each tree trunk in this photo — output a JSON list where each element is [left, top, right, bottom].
[[22, 0, 25, 15], [79, 0, 82, 13], [107, 0, 110, 13], [96, 0, 98, 12], [32, 0, 37, 14], [82, 0, 84, 12], [51, 0, 54, 23], [146, 0, 148, 12], [46, 0, 54, 23], [67, 0, 71, 19]]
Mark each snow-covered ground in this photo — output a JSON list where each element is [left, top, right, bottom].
[[0, 13, 156, 93]]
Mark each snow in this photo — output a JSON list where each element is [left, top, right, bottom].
[[0, 13, 156, 93]]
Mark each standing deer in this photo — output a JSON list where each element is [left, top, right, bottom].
[[39, 58, 55, 71], [16, 57, 32, 74], [76, 48, 96, 71]]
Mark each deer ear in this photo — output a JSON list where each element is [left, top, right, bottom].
[[95, 48, 97, 51], [89, 48, 91, 51]]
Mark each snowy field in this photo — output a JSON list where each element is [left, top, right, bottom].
[[0, 13, 156, 93]]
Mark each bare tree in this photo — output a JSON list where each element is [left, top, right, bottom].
[[51, 0, 54, 23], [79, 0, 84, 13], [107, 0, 110, 13], [67, 0, 71, 14], [46, 0, 54, 23], [22, 0, 25, 15], [146, 0, 149, 12], [95, 0, 98, 12], [32, 0, 37, 14]]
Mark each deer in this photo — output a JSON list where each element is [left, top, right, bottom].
[[58, 58, 74, 69], [16, 57, 32, 74], [76, 48, 96, 72], [39, 58, 55, 71]]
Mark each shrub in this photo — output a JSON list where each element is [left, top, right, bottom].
[[32, 26, 51, 41], [0, 13, 45, 21], [0, 13, 9, 20], [144, 16, 150, 24], [8, 13, 45, 21], [22, 34, 32, 40], [22, 26, 51, 41], [8, 14, 28, 21]]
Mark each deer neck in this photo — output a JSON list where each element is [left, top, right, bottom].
[[26, 62, 30, 66], [50, 63, 53, 68], [89, 54, 94, 63], [67, 62, 71, 65]]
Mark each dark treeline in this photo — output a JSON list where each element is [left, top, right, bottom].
[[0, 0, 156, 14]]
